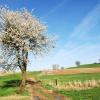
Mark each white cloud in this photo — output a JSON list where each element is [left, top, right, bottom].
[[52, 3, 100, 66], [29, 43, 100, 71], [51, 43, 100, 66], [70, 3, 100, 39], [42, 0, 68, 18], [28, 3, 100, 71]]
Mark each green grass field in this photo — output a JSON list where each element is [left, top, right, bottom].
[[39, 73, 100, 85], [57, 87, 100, 100], [0, 66, 100, 100], [0, 73, 29, 97], [69, 63, 100, 69], [38, 73, 100, 100]]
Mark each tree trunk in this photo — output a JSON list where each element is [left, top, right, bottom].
[[19, 50, 28, 91], [19, 69, 27, 91], [16, 45, 28, 92]]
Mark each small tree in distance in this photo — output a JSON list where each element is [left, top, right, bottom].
[[98, 59, 100, 64], [61, 66, 64, 70], [75, 61, 80, 67], [0, 6, 55, 91]]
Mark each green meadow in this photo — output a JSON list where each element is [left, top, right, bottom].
[[0, 64, 100, 100]]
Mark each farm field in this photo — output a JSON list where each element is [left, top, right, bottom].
[[0, 64, 100, 100], [39, 73, 100, 84], [44, 67, 100, 75], [0, 72, 68, 100], [0, 0, 100, 99], [69, 63, 100, 69], [38, 73, 100, 100], [43, 63, 100, 75], [57, 87, 100, 100]]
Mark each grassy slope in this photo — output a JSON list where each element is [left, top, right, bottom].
[[42, 84, 100, 100], [57, 87, 100, 100], [1, 71, 100, 100], [0, 71, 41, 97], [0, 73, 28, 96], [39, 73, 100, 84], [39, 73, 100, 100], [69, 63, 100, 69]]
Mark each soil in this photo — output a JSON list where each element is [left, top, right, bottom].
[[44, 68, 100, 75], [26, 80, 70, 100]]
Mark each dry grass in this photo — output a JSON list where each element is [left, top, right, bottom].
[[0, 71, 15, 76], [0, 95, 31, 100], [45, 68, 100, 75], [49, 79, 100, 90]]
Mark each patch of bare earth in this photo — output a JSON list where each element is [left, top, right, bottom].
[[44, 68, 100, 75], [26, 79, 70, 100]]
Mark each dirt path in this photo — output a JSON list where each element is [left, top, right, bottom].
[[26, 81, 70, 100]]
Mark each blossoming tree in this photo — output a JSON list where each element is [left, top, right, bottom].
[[0, 6, 55, 90]]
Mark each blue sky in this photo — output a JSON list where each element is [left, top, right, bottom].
[[0, 0, 100, 70]]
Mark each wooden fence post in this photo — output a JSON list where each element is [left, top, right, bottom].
[[55, 79, 58, 86]]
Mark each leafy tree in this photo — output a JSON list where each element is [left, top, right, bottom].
[[98, 59, 100, 64], [61, 66, 64, 70], [75, 61, 80, 67], [0, 6, 55, 90]]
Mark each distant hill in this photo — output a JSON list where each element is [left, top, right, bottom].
[[69, 63, 100, 69]]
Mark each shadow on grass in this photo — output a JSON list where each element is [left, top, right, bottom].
[[0, 79, 42, 88], [1, 80, 21, 88], [0, 80, 30, 96]]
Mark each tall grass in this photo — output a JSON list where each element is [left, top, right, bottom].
[[48, 79, 100, 90]]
